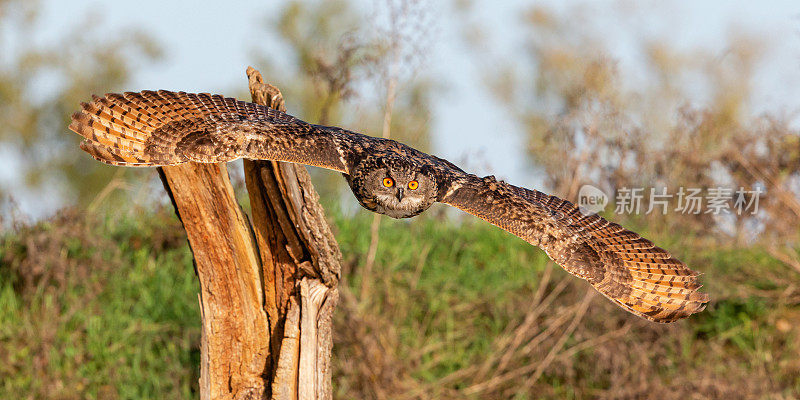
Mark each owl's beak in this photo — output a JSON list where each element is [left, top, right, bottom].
[[396, 188, 404, 201]]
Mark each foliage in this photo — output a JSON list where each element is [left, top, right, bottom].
[[475, 2, 800, 270], [1, 206, 798, 399], [255, 0, 434, 149], [0, 208, 198, 399], [0, 0, 162, 210]]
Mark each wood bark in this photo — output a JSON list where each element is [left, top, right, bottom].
[[157, 66, 341, 400]]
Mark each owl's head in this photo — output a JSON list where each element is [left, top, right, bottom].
[[347, 155, 437, 219]]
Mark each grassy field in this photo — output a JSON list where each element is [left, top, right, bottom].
[[1, 205, 798, 399]]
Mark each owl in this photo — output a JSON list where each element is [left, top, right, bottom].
[[69, 90, 709, 323]]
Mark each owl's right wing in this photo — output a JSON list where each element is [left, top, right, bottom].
[[69, 90, 353, 173], [439, 173, 709, 323]]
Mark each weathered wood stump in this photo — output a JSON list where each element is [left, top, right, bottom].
[[158, 66, 341, 400]]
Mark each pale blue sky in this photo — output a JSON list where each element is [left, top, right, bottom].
[[12, 0, 800, 216]]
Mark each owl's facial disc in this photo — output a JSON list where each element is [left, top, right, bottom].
[[351, 157, 436, 219], [372, 170, 426, 212]]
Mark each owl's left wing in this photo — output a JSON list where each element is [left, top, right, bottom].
[[69, 90, 354, 173], [439, 173, 709, 323]]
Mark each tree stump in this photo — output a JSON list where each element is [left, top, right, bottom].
[[157, 66, 341, 400]]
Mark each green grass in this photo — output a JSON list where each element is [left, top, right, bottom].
[[1, 206, 799, 399], [331, 209, 550, 378], [0, 210, 200, 399]]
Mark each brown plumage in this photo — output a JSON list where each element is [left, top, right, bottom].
[[69, 90, 709, 323]]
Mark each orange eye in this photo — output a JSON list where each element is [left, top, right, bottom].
[[408, 180, 419, 190], [382, 177, 394, 187]]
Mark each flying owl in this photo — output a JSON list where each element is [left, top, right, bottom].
[[69, 90, 709, 323]]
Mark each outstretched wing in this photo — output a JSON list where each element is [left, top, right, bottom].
[[69, 90, 352, 172], [70, 90, 709, 322], [440, 173, 709, 323]]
